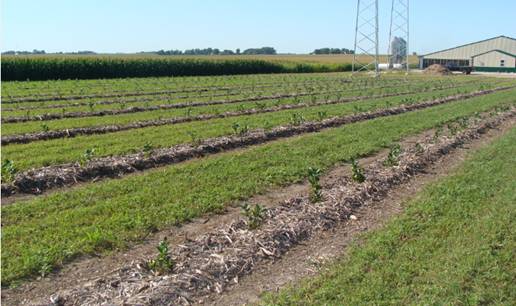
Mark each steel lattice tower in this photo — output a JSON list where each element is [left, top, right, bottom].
[[352, 0, 380, 77], [388, 0, 410, 73]]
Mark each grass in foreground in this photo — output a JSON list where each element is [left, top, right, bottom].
[[2, 90, 514, 286], [263, 127, 516, 305]]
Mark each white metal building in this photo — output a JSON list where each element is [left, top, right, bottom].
[[419, 36, 516, 72], [472, 50, 516, 69]]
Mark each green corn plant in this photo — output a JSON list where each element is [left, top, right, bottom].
[[40, 123, 50, 132], [39, 261, 53, 278], [1, 159, 17, 183], [88, 101, 95, 111], [147, 238, 174, 274], [317, 111, 328, 121], [231, 122, 240, 134], [241, 203, 265, 230], [353, 105, 364, 113], [239, 124, 249, 135], [231, 122, 249, 136], [351, 158, 366, 183], [290, 113, 305, 126], [255, 102, 266, 110], [308, 167, 323, 203], [383, 144, 402, 167]]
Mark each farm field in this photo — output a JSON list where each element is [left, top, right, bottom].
[[1, 72, 516, 304], [264, 127, 516, 305], [1, 54, 419, 81]]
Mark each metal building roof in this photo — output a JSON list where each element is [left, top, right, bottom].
[[420, 36, 516, 59], [471, 49, 516, 58]]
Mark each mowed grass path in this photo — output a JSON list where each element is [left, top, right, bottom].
[[2, 89, 515, 285], [2, 85, 500, 172], [263, 127, 516, 305]]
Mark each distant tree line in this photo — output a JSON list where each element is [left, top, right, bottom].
[[2, 47, 358, 56], [311, 48, 354, 55], [2, 50, 96, 55], [155, 47, 277, 56], [156, 48, 238, 55], [2, 49, 47, 55]]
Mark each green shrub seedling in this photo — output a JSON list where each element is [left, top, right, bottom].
[[433, 124, 444, 142], [147, 238, 174, 274], [1, 159, 17, 183], [187, 131, 201, 146], [414, 143, 425, 155], [241, 203, 265, 230], [143, 142, 154, 157], [308, 167, 323, 203], [447, 123, 458, 136], [383, 144, 402, 167], [351, 158, 366, 183], [80, 148, 96, 166]]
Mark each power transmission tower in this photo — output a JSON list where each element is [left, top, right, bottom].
[[352, 0, 380, 77], [388, 0, 409, 73]]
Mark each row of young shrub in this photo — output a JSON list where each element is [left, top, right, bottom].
[[1, 57, 353, 81]]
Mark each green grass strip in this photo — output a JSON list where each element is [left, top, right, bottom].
[[2, 85, 498, 171], [263, 125, 516, 306], [2, 89, 515, 286]]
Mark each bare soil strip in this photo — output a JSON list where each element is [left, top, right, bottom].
[[2, 87, 510, 198], [1, 80, 450, 123], [15, 108, 514, 305], [2, 83, 463, 145]]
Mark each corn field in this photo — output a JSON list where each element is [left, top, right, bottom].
[[1, 56, 354, 81]]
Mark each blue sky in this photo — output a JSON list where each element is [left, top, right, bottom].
[[2, 0, 515, 54]]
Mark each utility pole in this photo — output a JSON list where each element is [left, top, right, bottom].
[[352, 0, 380, 78], [388, 0, 410, 74]]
